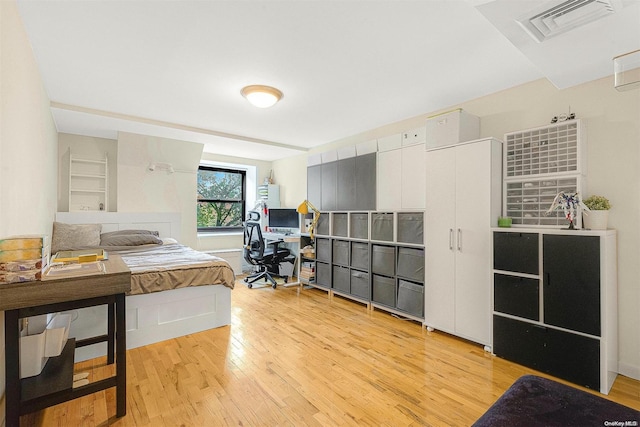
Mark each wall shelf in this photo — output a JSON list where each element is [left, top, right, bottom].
[[69, 152, 108, 212]]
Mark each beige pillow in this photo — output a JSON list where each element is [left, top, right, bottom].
[[51, 222, 102, 254]]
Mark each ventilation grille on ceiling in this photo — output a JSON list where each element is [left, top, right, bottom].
[[517, 0, 618, 43]]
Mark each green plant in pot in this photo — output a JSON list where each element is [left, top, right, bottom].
[[582, 195, 611, 230]]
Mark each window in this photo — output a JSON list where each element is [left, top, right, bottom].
[[197, 166, 246, 232]]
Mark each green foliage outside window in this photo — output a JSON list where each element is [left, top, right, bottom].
[[197, 166, 246, 230]]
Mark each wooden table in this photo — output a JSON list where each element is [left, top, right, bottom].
[[0, 254, 131, 426]]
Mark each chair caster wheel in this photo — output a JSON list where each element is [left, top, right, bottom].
[[272, 283, 277, 289], [248, 283, 253, 289], [244, 277, 249, 283], [283, 277, 288, 284]]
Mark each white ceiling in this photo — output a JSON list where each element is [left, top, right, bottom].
[[16, 0, 640, 161]]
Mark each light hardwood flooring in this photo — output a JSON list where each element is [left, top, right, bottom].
[[23, 278, 640, 426]]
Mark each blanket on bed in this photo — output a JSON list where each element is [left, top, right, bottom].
[[115, 243, 235, 295], [472, 375, 640, 427]]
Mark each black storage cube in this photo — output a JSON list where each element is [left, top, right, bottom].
[[493, 232, 539, 275], [332, 265, 350, 293], [494, 273, 539, 320], [350, 270, 369, 299], [316, 213, 330, 236], [396, 247, 424, 282], [397, 213, 424, 245], [316, 238, 331, 262], [493, 315, 544, 371], [372, 274, 395, 307], [397, 280, 424, 317], [371, 212, 394, 242], [371, 245, 395, 276], [350, 213, 369, 239], [350, 241, 369, 271], [316, 262, 331, 288], [332, 240, 350, 266], [332, 213, 348, 237]]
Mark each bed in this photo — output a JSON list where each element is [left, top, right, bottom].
[[54, 212, 235, 362]]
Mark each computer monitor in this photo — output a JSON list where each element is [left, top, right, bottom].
[[268, 208, 299, 230]]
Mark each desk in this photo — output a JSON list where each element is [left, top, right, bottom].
[[0, 254, 131, 425], [262, 232, 302, 286]]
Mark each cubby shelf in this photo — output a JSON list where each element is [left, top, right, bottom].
[[311, 211, 425, 320], [503, 120, 586, 227]]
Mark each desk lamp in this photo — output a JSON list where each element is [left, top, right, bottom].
[[296, 200, 320, 238]]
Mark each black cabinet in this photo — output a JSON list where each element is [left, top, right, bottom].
[[355, 153, 376, 211], [493, 232, 538, 274], [337, 157, 356, 210], [492, 229, 617, 394], [321, 162, 337, 211], [494, 273, 539, 321], [307, 164, 322, 210], [543, 235, 600, 336], [493, 315, 600, 390], [307, 153, 376, 211]]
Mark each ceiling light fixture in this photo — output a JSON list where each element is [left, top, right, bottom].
[[241, 85, 283, 108]]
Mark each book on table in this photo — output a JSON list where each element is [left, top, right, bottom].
[[52, 249, 108, 263]]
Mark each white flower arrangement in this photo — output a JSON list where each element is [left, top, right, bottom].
[[546, 192, 589, 229]]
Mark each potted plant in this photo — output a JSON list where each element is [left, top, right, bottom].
[[582, 195, 611, 230]]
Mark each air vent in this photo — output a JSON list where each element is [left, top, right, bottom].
[[517, 0, 619, 43]]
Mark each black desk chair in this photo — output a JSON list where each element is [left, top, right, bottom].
[[243, 211, 295, 289]]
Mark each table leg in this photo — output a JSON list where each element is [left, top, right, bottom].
[[115, 293, 127, 417], [5, 310, 21, 426], [107, 302, 115, 365]]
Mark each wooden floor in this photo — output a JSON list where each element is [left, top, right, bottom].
[[24, 278, 640, 426]]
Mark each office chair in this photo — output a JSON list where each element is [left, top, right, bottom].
[[243, 211, 295, 289]]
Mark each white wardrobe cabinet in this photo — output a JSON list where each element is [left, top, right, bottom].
[[401, 144, 426, 209], [377, 141, 426, 210], [424, 138, 502, 347], [376, 149, 402, 211]]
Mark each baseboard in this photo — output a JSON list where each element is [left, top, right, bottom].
[[618, 361, 640, 381]]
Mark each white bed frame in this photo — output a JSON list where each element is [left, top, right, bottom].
[[55, 212, 232, 362]]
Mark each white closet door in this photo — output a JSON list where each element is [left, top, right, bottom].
[[453, 141, 493, 344], [424, 147, 456, 332], [401, 144, 426, 209], [377, 149, 402, 210]]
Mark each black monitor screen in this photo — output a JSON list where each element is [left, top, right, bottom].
[[268, 208, 299, 229]]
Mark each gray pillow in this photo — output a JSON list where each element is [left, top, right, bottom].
[[100, 229, 159, 239], [100, 233, 162, 247], [51, 222, 102, 254]]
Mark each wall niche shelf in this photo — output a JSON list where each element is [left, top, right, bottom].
[[69, 153, 108, 212]]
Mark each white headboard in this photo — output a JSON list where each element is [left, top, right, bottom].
[[55, 212, 182, 241]]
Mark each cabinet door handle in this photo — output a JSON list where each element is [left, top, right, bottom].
[[545, 272, 551, 287], [449, 229, 454, 250], [457, 228, 462, 251]]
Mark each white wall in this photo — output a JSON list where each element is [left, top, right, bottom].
[[0, 0, 59, 423], [272, 152, 308, 209], [56, 134, 276, 253], [116, 132, 203, 248], [273, 76, 640, 380]]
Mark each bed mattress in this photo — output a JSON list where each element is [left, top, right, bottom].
[[113, 243, 235, 295]]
